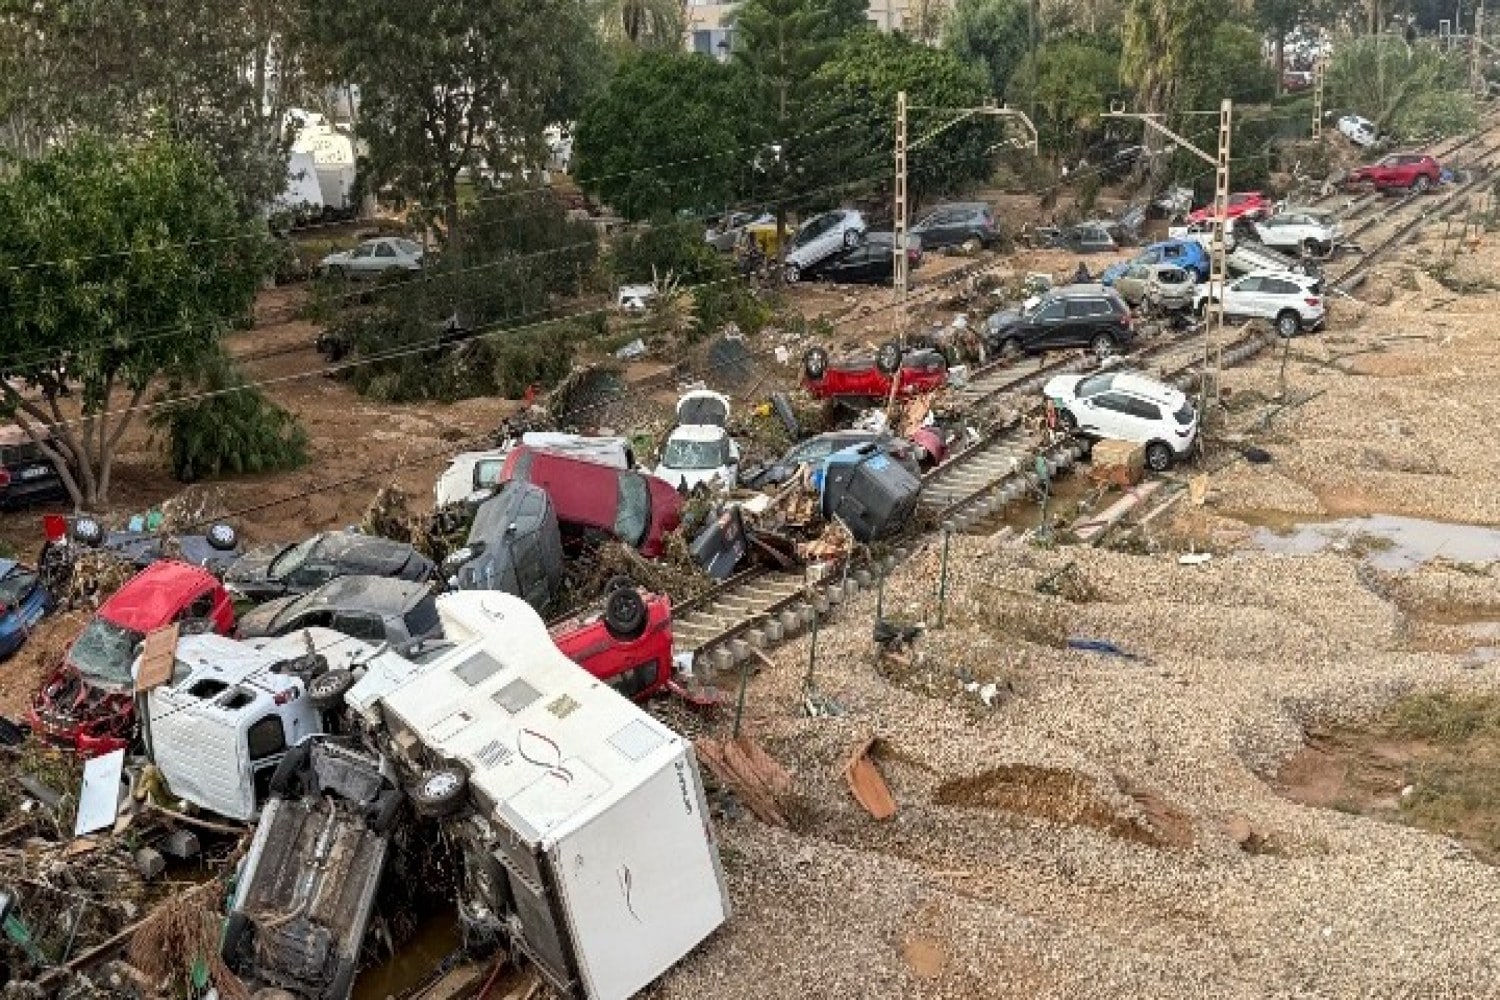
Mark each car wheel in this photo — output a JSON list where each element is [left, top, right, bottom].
[[1275, 310, 1301, 339], [1145, 442, 1174, 472], [1057, 409, 1078, 431], [802, 346, 829, 380], [205, 523, 238, 552], [71, 516, 104, 548], [1091, 333, 1118, 359], [961, 236, 983, 254], [411, 765, 469, 819], [784, 262, 801, 284], [843, 228, 860, 249], [604, 575, 636, 596], [874, 340, 902, 375], [604, 587, 648, 642], [327, 265, 346, 281], [1413, 174, 1431, 193], [307, 668, 356, 711], [998, 337, 1023, 360], [1301, 238, 1324, 259]]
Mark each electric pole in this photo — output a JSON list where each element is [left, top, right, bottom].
[[894, 90, 909, 319], [1103, 99, 1232, 411], [1473, 3, 1487, 96], [1312, 60, 1325, 140]]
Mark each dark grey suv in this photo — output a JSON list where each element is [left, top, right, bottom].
[[910, 202, 1000, 251], [983, 284, 1135, 360]]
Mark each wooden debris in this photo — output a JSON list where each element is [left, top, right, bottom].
[[843, 737, 898, 821], [695, 734, 794, 827], [1088, 439, 1145, 488]]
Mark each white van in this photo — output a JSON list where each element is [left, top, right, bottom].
[[434, 433, 636, 508]]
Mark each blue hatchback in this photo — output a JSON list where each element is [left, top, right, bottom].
[[1102, 239, 1211, 285], [0, 559, 52, 660]]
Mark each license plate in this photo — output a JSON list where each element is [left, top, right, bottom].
[[17, 465, 50, 480]]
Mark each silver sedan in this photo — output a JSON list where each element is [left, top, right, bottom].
[[319, 237, 425, 279]]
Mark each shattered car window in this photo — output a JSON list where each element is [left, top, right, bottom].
[[269, 536, 321, 580], [0, 567, 37, 607], [662, 437, 730, 471], [615, 473, 651, 547], [70, 618, 145, 686]]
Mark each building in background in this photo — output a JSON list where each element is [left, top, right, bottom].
[[685, 0, 948, 56]]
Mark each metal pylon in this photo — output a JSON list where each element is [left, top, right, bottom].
[[1207, 98, 1232, 410], [1312, 61, 1324, 139]]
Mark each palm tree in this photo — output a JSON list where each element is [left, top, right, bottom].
[[594, 0, 686, 49]]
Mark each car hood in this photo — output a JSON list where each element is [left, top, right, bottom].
[[986, 309, 1024, 331], [321, 250, 351, 264], [1042, 375, 1087, 402], [236, 594, 299, 637]]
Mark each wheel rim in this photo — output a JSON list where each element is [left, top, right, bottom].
[[1092, 337, 1114, 359], [1279, 316, 1297, 337], [785, 265, 799, 283], [1148, 447, 1170, 471], [424, 771, 461, 799], [312, 674, 344, 698]]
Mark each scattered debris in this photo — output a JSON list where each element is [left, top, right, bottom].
[[697, 733, 796, 827], [843, 737, 897, 820]]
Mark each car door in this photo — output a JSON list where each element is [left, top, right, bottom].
[[1026, 299, 1070, 347], [1259, 276, 1300, 318], [1075, 391, 1134, 439], [1224, 275, 1262, 317], [372, 240, 399, 273], [1116, 265, 1148, 304], [1059, 299, 1099, 347], [347, 243, 378, 276]]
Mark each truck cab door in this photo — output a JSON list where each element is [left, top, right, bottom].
[[246, 714, 291, 804]]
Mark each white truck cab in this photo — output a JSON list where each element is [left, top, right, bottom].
[[142, 627, 431, 821]]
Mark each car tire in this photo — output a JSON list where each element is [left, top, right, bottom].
[[998, 337, 1023, 360], [1058, 409, 1078, 431], [327, 265, 346, 281], [412, 765, 468, 819], [784, 262, 801, 284], [205, 523, 238, 552], [802, 346, 828, 380], [1145, 441, 1174, 472], [604, 575, 636, 596], [71, 517, 104, 548], [874, 341, 902, 376], [220, 911, 251, 965], [961, 236, 982, 254], [843, 228, 860, 249], [268, 743, 313, 800], [307, 669, 356, 711], [603, 587, 648, 642], [1275, 310, 1301, 339], [1090, 333, 1118, 359], [1413, 174, 1431, 193]]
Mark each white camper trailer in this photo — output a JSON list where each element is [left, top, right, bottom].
[[379, 591, 730, 1000]]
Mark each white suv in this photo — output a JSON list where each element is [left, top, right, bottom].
[[1043, 370, 1198, 472], [1194, 269, 1325, 338], [1250, 209, 1341, 257]]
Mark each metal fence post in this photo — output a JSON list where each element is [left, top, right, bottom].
[[936, 525, 953, 628]]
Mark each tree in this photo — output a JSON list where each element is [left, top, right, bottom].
[[1327, 36, 1477, 138], [1255, 0, 1313, 92], [0, 0, 301, 216], [1180, 24, 1278, 110], [945, 0, 1032, 98], [1122, 0, 1216, 117], [593, 0, 687, 48], [734, 0, 870, 254], [305, 0, 599, 244], [0, 139, 267, 508], [1006, 40, 1120, 154], [816, 31, 997, 205], [575, 52, 750, 220]]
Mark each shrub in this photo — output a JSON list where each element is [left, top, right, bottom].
[[150, 352, 308, 482]]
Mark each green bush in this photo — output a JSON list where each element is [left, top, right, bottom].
[[150, 352, 308, 482]]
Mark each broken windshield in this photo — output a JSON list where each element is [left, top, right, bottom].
[[662, 437, 730, 471], [69, 617, 145, 687]]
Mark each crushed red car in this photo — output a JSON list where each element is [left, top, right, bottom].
[[549, 578, 672, 701], [500, 446, 683, 558], [1185, 191, 1271, 224], [801, 343, 948, 402], [1346, 153, 1442, 193], [28, 560, 235, 755]]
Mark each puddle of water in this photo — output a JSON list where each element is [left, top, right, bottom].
[[353, 906, 461, 1000], [1246, 514, 1500, 572]]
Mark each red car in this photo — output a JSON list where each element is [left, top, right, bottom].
[[1346, 153, 1442, 193], [29, 560, 235, 755], [550, 580, 672, 701], [1186, 192, 1272, 224], [802, 344, 948, 402], [500, 446, 683, 558]]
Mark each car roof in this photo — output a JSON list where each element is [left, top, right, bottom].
[[1108, 371, 1188, 405], [1050, 283, 1113, 297], [311, 531, 426, 575], [1243, 268, 1316, 283], [100, 560, 220, 629]]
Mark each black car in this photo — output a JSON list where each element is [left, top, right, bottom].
[[984, 284, 1135, 360], [800, 231, 921, 286], [64, 515, 242, 574], [740, 431, 924, 489], [910, 202, 1000, 251], [236, 575, 441, 652], [443, 481, 564, 613], [0, 426, 65, 508], [225, 530, 435, 604], [1047, 223, 1117, 254]]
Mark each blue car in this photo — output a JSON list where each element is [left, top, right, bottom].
[[1102, 239, 1211, 285], [0, 559, 51, 659]]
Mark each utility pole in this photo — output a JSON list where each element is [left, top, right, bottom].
[[1473, 3, 1487, 96], [889, 93, 1038, 418], [1103, 100, 1232, 412], [1312, 60, 1325, 139]]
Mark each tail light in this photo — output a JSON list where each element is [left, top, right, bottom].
[[42, 513, 66, 542], [1304, 297, 1321, 307], [0, 468, 10, 489]]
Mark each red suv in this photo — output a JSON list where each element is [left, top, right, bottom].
[[801, 344, 948, 402], [550, 579, 672, 701], [1186, 191, 1271, 224], [29, 560, 235, 755], [1347, 153, 1442, 193], [500, 446, 683, 558]]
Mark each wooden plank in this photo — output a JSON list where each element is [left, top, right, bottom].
[[134, 622, 180, 693], [843, 737, 897, 821]]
